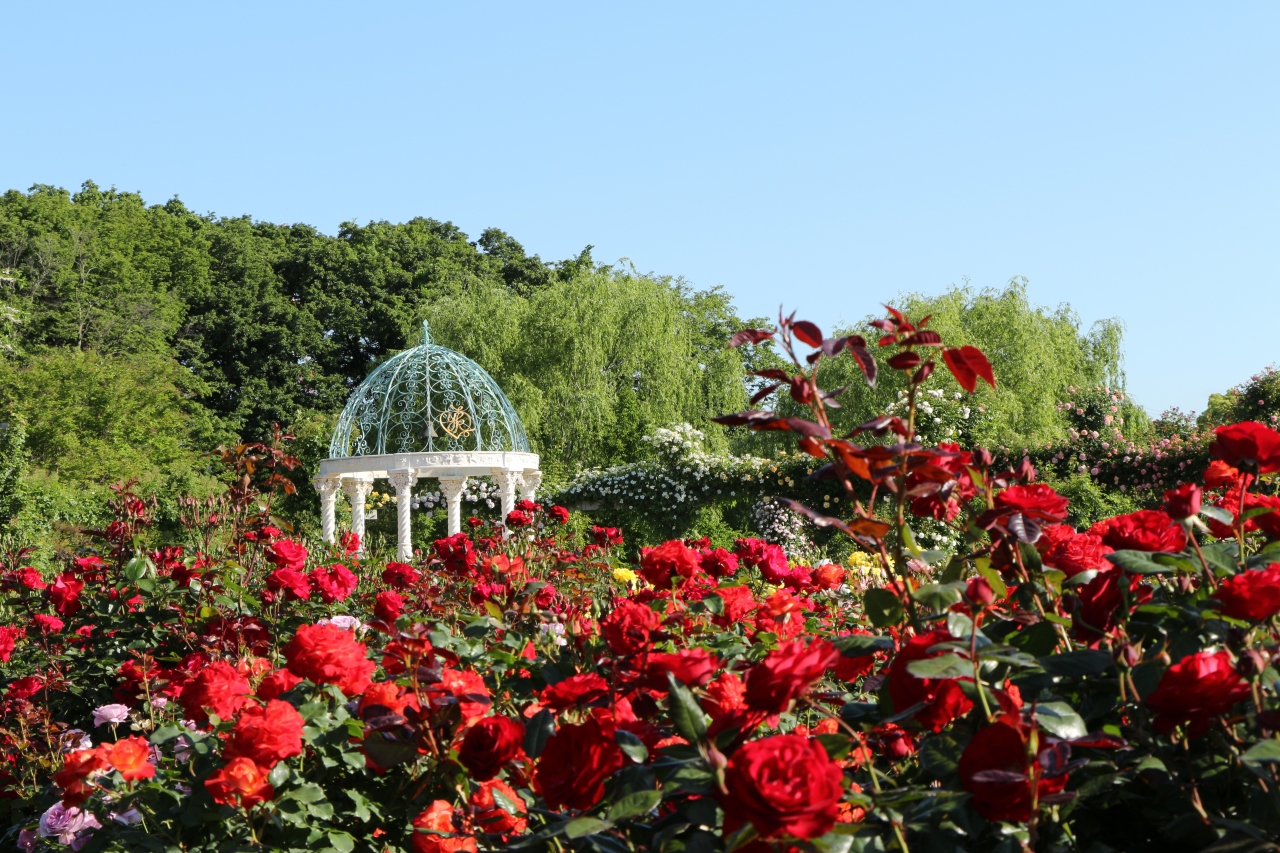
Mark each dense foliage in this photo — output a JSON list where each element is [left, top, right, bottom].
[[5, 302, 1280, 853]]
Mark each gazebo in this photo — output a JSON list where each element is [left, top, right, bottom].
[[312, 322, 540, 560]]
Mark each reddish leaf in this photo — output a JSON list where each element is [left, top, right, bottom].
[[785, 418, 831, 439], [749, 383, 781, 405], [912, 361, 935, 385], [887, 351, 922, 370], [789, 379, 815, 405], [750, 369, 791, 381], [728, 329, 775, 348], [797, 436, 826, 458], [792, 321, 823, 348], [901, 331, 942, 347], [869, 319, 896, 335], [942, 346, 997, 392], [848, 346, 877, 388]]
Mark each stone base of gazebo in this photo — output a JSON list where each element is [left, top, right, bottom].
[[312, 451, 540, 560]]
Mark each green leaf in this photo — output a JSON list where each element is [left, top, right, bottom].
[[831, 634, 894, 657], [667, 674, 708, 743], [523, 709, 555, 758], [919, 735, 961, 779], [1241, 739, 1280, 767], [327, 832, 355, 853], [905, 652, 971, 680], [1200, 505, 1234, 525], [975, 560, 1008, 600], [607, 789, 662, 821], [911, 581, 965, 613], [287, 782, 326, 804], [565, 817, 614, 839], [148, 725, 184, 745], [616, 729, 649, 764], [1039, 649, 1113, 677], [863, 588, 904, 627], [1035, 701, 1087, 739], [1106, 550, 1173, 575]]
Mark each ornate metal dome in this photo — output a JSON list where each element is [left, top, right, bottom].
[[329, 322, 531, 458]]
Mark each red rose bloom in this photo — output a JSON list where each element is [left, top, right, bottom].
[[0, 626, 22, 662], [646, 648, 720, 688], [224, 699, 304, 769], [701, 671, 748, 719], [436, 668, 491, 725], [1211, 421, 1280, 474], [1042, 533, 1112, 579], [107, 736, 155, 782], [284, 623, 375, 696], [266, 538, 308, 572], [958, 720, 1067, 823], [549, 505, 570, 524], [47, 573, 84, 618], [1089, 509, 1187, 553], [995, 484, 1070, 522], [601, 599, 663, 655], [382, 562, 420, 588], [815, 564, 847, 590], [309, 564, 358, 603], [1164, 483, 1202, 521], [266, 568, 312, 601], [744, 637, 839, 714], [412, 800, 478, 853], [374, 590, 405, 623], [540, 673, 610, 711], [1145, 650, 1251, 738], [180, 660, 251, 724], [887, 629, 974, 732], [592, 526, 623, 547], [434, 533, 477, 574], [470, 778, 528, 835], [55, 746, 110, 806], [1072, 566, 1149, 641], [533, 715, 625, 811], [1214, 564, 1280, 622], [638, 540, 702, 588], [33, 614, 63, 634], [720, 733, 844, 840], [256, 668, 303, 700], [457, 715, 525, 781], [700, 548, 739, 578], [205, 757, 274, 810]]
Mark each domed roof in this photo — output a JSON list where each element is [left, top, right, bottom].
[[329, 322, 531, 458]]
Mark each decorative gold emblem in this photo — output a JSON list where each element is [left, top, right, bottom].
[[437, 406, 475, 440]]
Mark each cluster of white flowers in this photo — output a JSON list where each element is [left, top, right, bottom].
[[751, 497, 812, 559], [411, 477, 499, 511], [885, 388, 977, 444]]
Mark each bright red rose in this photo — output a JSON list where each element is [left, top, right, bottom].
[[505, 509, 533, 527], [1145, 650, 1251, 738], [871, 723, 916, 760], [438, 668, 491, 725], [47, 573, 84, 618], [1164, 483, 1202, 520], [256, 668, 303, 700], [434, 533, 477, 574], [0, 625, 22, 662], [1249, 494, 1280, 540], [205, 757, 274, 810], [1072, 566, 1149, 641], [601, 599, 663, 655], [457, 715, 525, 781], [1211, 421, 1280, 474], [470, 778, 528, 835], [224, 699, 304, 769], [340, 530, 360, 555], [592, 525, 623, 547], [638, 540, 702, 588], [720, 733, 844, 840], [265, 568, 312, 601], [266, 538, 308, 572], [533, 715, 625, 811], [701, 671, 748, 718], [887, 629, 974, 732], [646, 648, 720, 688], [712, 585, 758, 627], [374, 590, 405, 623], [1089, 510, 1187, 553], [382, 561, 420, 588], [309, 564, 358, 603], [540, 673, 610, 711], [744, 638, 839, 714], [1204, 460, 1243, 489], [700, 548, 739, 578], [17, 566, 46, 590], [55, 746, 110, 806], [33, 614, 63, 634], [412, 800, 478, 853], [1214, 564, 1280, 622], [1042, 533, 1112, 579], [815, 563, 847, 590], [549, 505, 570, 524], [995, 484, 1069, 522], [284, 623, 375, 696], [958, 720, 1067, 823], [180, 660, 251, 724]]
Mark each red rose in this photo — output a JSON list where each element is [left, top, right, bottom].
[[1145, 650, 1251, 738], [995, 483, 1069, 522], [1089, 510, 1187, 553], [958, 720, 1067, 823], [757, 545, 792, 584], [412, 800, 478, 853], [505, 509, 533, 527], [55, 746, 110, 805], [646, 648, 720, 688], [434, 533, 477, 574], [549, 505, 570, 524], [871, 723, 915, 760], [744, 637, 839, 714], [1164, 483, 1202, 520], [701, 671, 748, 719], [382, 561, 420, 588], [18, 566, 46, 590], [180, 660, 251, 724], [470, 778, 528, 835], [266, 538, 308, 572], [457, 715, 525, 781], [224, 699, 304, 769], [107, 735, 155, 782], [47, 573, 84, 618], [540, 673, 610, 711], [374, 590, 405, 623], [1214, 564, 1280, 622], [439, 669, 491, 725], [284, 623, 375, 696], [1042, 533, 1112, 579], [638, 540, 702, 588], [33, 614, 63, 634], [533, 715, 625, 811], [720, 733, 844, 840], [700, 548, 739, 578], [887, 629, 974, 732], [0, 626, 22, 662], [256, 668, 303, 700], [815, 564, 847, 590], [1211, 421, 1280, 474], [205, 756, 274, 810], [1071, 566, 1149, 641], [309, 564, 358, 603], [592, 526, 623, 547], [265, 568, 312, 601], [602, 599, 663, 655]]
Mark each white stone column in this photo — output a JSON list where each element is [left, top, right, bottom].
[[312, 476, 342, 544], [491, 468, 522, 531], [519, 469, 543, 503], [341, 475, 374, 556], [438, 477, 468, 537], [387, 469, 418, 561]]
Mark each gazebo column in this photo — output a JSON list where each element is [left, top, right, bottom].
[[312, 476, 342, 543], [491, 468, 522, 533], [519, 469, 542, 503], [438, 477, 469, 536], [387, 469, 418, 561], [341, 475, 374, 555]]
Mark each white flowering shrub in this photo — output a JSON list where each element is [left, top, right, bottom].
[[885, 387, 985, 446]]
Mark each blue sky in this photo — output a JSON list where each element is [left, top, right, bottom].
[[3, 2, 1276, 416]]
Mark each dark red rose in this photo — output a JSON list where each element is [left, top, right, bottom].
[[1042, 533, 1112, 579], [700, 548, 739, 578], [1089, 510, 1187, 553], [308, 564, 357, 603], [284, 623, 375, 696], [457, 715, 525, 781], [540, 673, 610, 711], [548, 505, 570, 524], [180, 660, 251, 724], [1164, 483, 1202, 521], [871, 723, 915, 760], [1213, 564, 1280, 623], [266, 538, 308, 572], [1071, 566, 1149, 641], [592, 526, 623, 547], [224, 699, 304, 769], [47, 573, 84, 618], [1145, 650, 1251, 738], [470, 779, 528, 836], [266, 568, 312, 601], [434, 533, 477, 574], [744, 638, 839, 714], [646, 648, 719, 688], [959, 720, 1067, 823], [720, 733, 844, 840], [638, 540, 702, 588], [601, 599, 663, 655], [374, 590, 405, 623], [532, 715, 625, 811], [1211, 421, 1280, 474], [887, 629, 974, 732], [995, 484, 1069, 522], [1249, 494, 1280, 540], [382, 561, 420, 588]]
